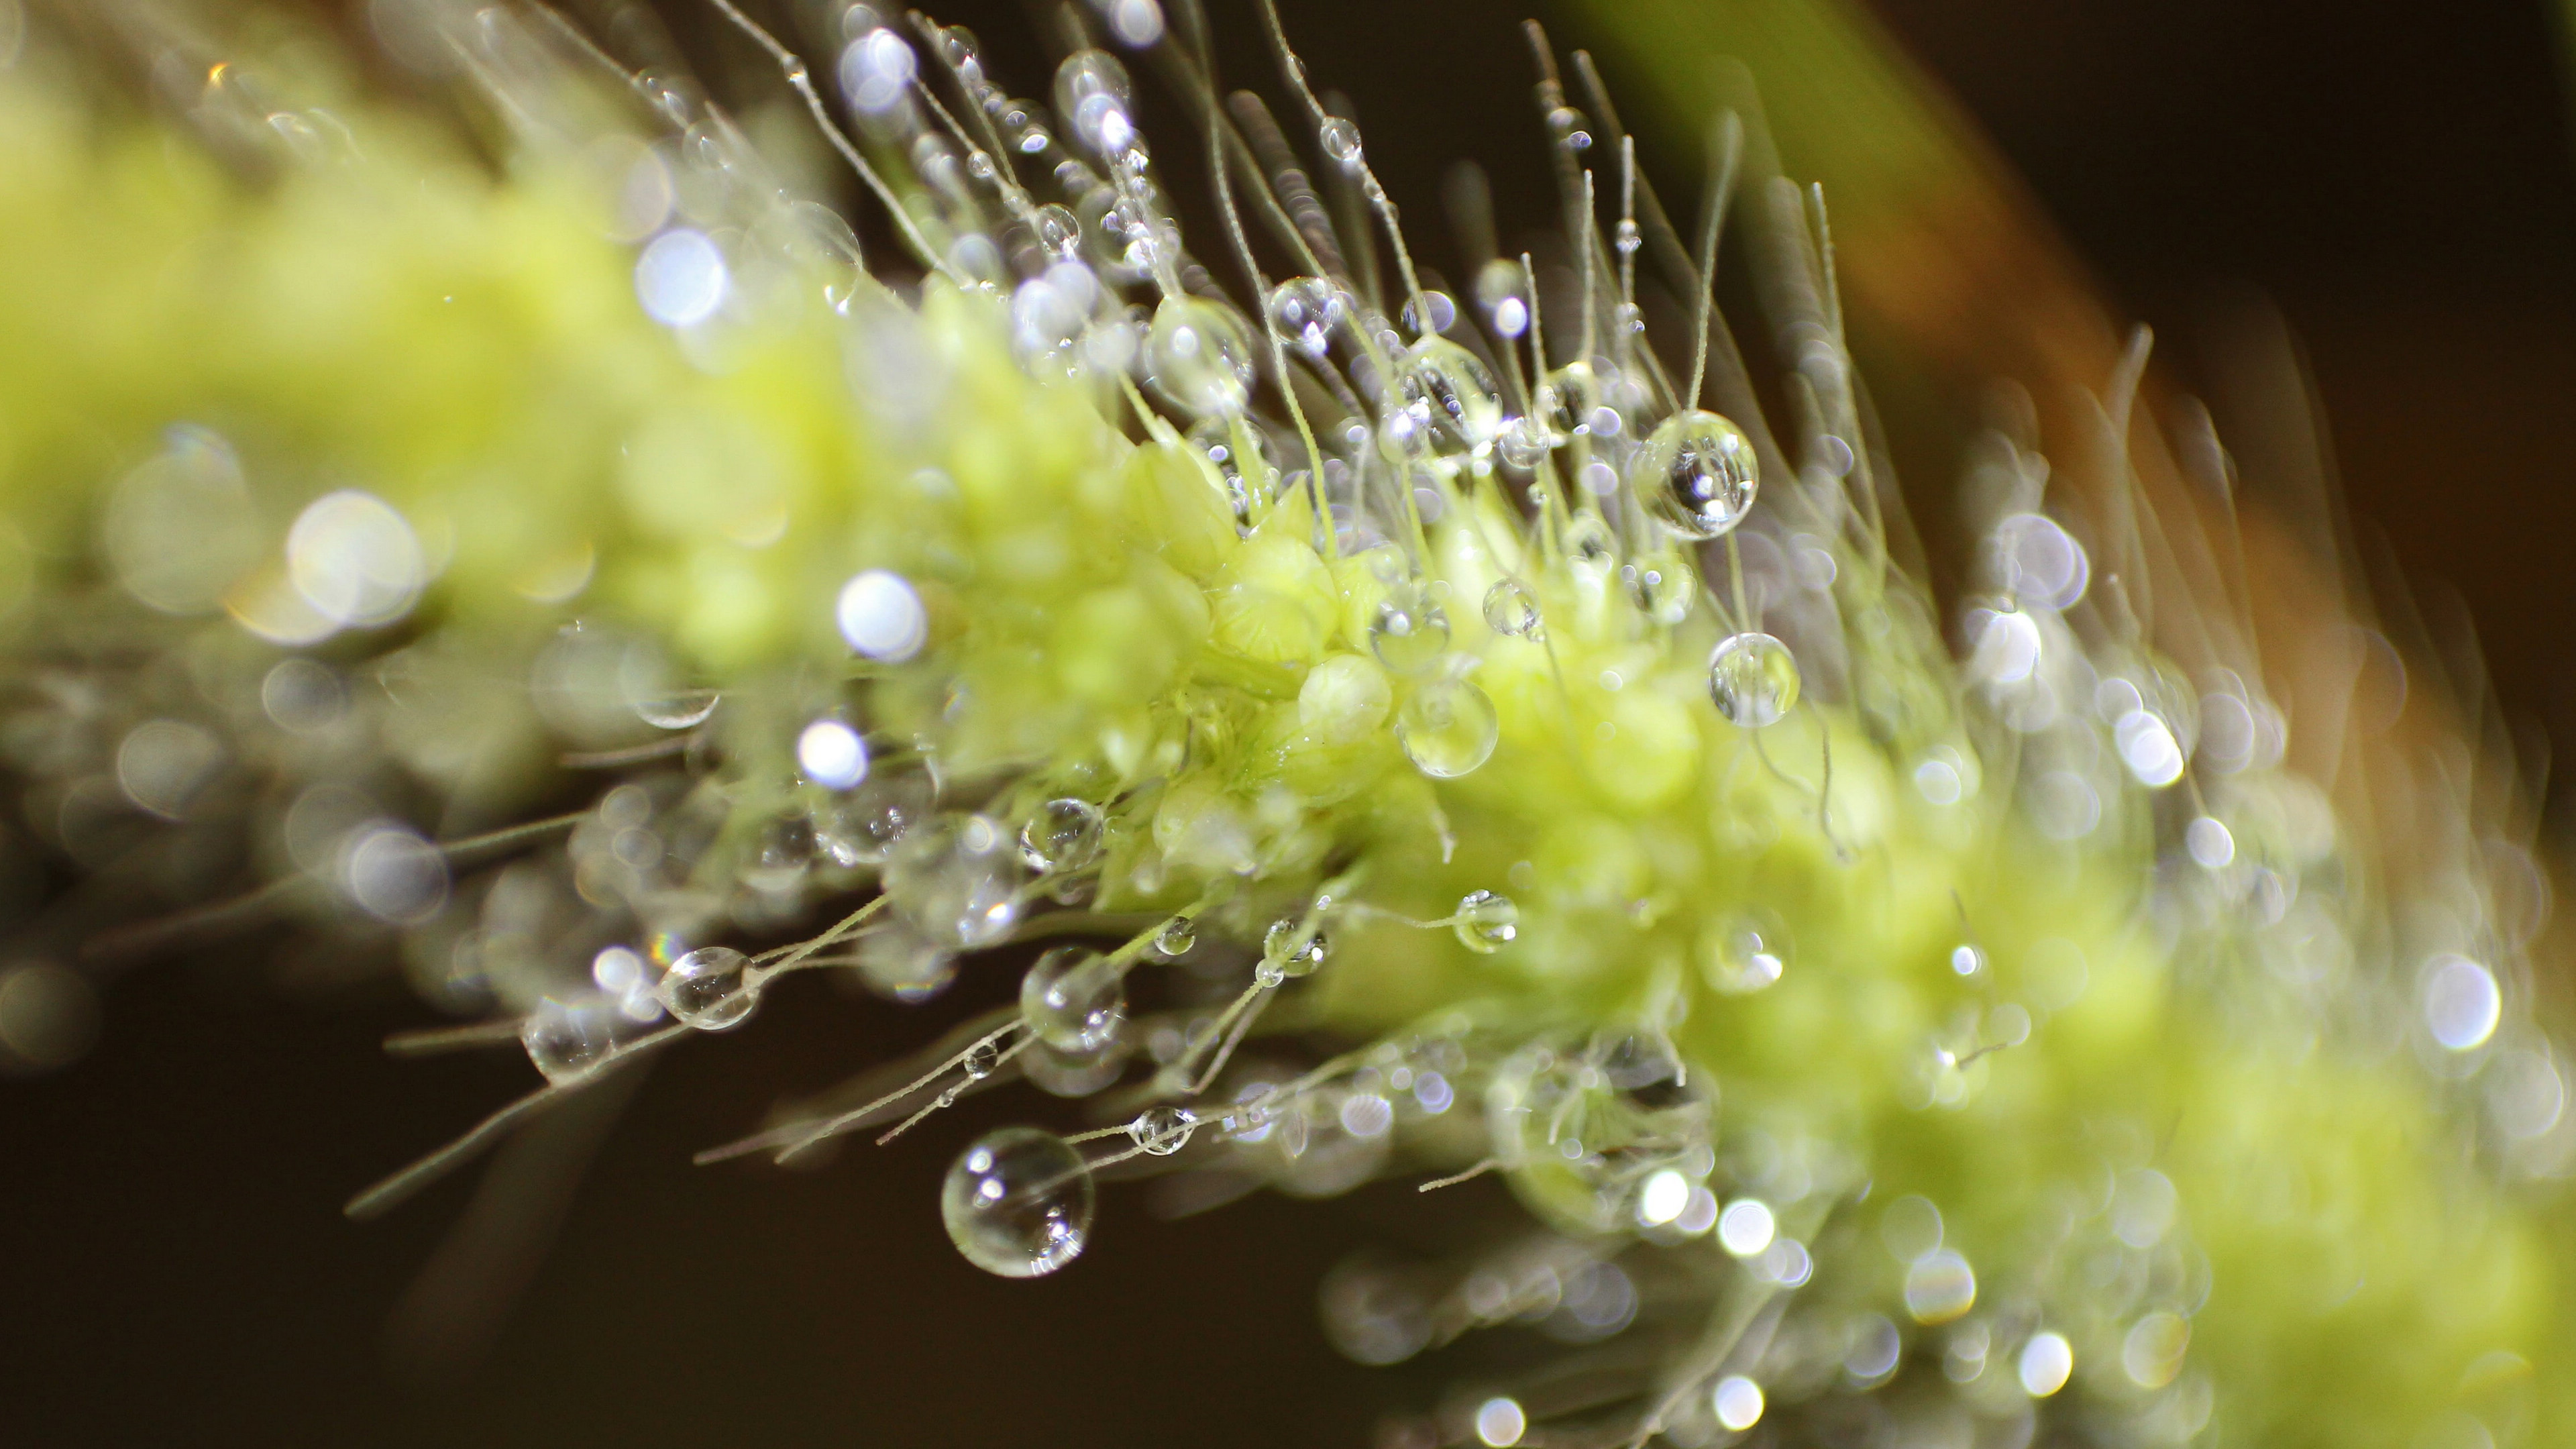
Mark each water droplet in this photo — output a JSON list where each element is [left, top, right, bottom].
[[1019, 798, 1106, 875], [520, 996, 628, 1083], [1638, 409, 1758, 540], [837, 570, 927, 661], [1483, 579, 1542, 638], [1904, 1248, 1978, 1323], [1708, 632, 1799, 727], [1020, 946, 1126, 1054], [1473, 1396, 1525, 1448], [655, 946, 757, 1030], [2018, 1330, 2074, 1396], [1544, 105, 1591, 150], [1263, 917, 1332, 979], [1155, 916, 1197, 957], [1189, 419, 1271, 534], [2114, 708, 2187, 787], [1317, 115, 1363, 170], [837, 28, 916, 113], [741, 814, 817, 892], [1030, 202, 1082, 258], [1474, 258, 1530, 338], [633, 688, 720, 730], [635, 229, 730, 329], [1452, 890, 1518, 953], [1705, 910, 1787, 994], [1398, 289, 1456, 337], [797, 718, 870, 790], [1266, 276, 1345, 359], [942, 1126, 1095, 1277], [883, 813, 1026, 948], [1128, 1104, 1196, 1155], [1396, 678, 1499, 777], [1379, 338, 1502, 463], [1713, 1376, 1765, 1432], [2425, 953, 2502, 1051], [2184, 815, 2235, 868], [1369, 580, 1450, 675], [1493, 415, 1553, 471], [1054, 49, 1140, 161], [812, 760, 936, 867], [1621, 551, 1695, 626], [2121, 1311, 2190, 1389], [1146, 297, 1254, 419], [1719, 1197, 1776, 1256], [961, 1037, 1001, 1080], [1951, 943, 1986, 977]]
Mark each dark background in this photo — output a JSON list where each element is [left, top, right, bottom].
[[9, 0, 2575, 1444]]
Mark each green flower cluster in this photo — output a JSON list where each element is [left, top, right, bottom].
[[1, 4, 2567, 1446]]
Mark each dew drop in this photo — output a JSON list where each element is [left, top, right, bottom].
[[1369, 580, 1450, 675], [1494, 415, 1554, 471], [1020, 797, 1106, 875], [633, 688, 720, 730], [655, 946, 757, 1030], [1395, 678, 1499, 778], [1904, 1248, 1978, 1324], [1712, 1376, 1765, 1432], [1266, 276, 1345, 359], [1482, 579, 1542, 638], [1146, 297, 1255, 419], [797, 718, 869, 790], [1030, 202, 1082, 258], [812, 761, 936, 867], [1452, 890, 1518, 953], [1638, 409, 1758, 540], [961, 1037, 1001, 1080], [741, 814, 816, 893], [1155, 915, 1197, 957], [1021, 946, 1126, 1054], [1708, 632, 1799, 728], [2424, 953, 2502, 1051], [2018, 1330, 2074, 1396], [1054, 49, 1141, 162], [1317, 115, 1364, 170], [1128, 1104, 1196, 1156], [837, 570, 927, 661], [1474, 257, 1530, 339], [883, 812, 1026, 948], [941, 1127, 1095, 1277], [1379, 338, 1503, 464], [1263, 917, 1332, 979], [520, 996, 627, 1083], [1621, 551, 1695, 627]]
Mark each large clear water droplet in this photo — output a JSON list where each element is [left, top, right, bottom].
[[1623, 549, 1696, 627], [1030, 202, 1082, 258], [1146, 297, 1255, 419], [655, 946, 757, 1030], [883, 812, 1026, 947], [741, 814, 817, 892], [942, 1126, 1095, 1277], [1370, 580, 1450, 675], [1266, 276, 1345, 360], [1155, 915, 1197, 957], [1483, 579, 1542, 638], [1317, 115, 1364, 170], [520, 996, 630, 1083], [1396, 678, 1499, 777], [1020, 945, 1126, 1053], [1019, 798, 1106, 875], [1128, 1105, 1197, 1156], [812, 759, 936, 868], [1452, 890, 1518, 953], [1639, 409, 1758, 540], [1053, 49, 1141, 162], [1379, 339, 1502, 464], [1708, 632, 1799, 728]]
